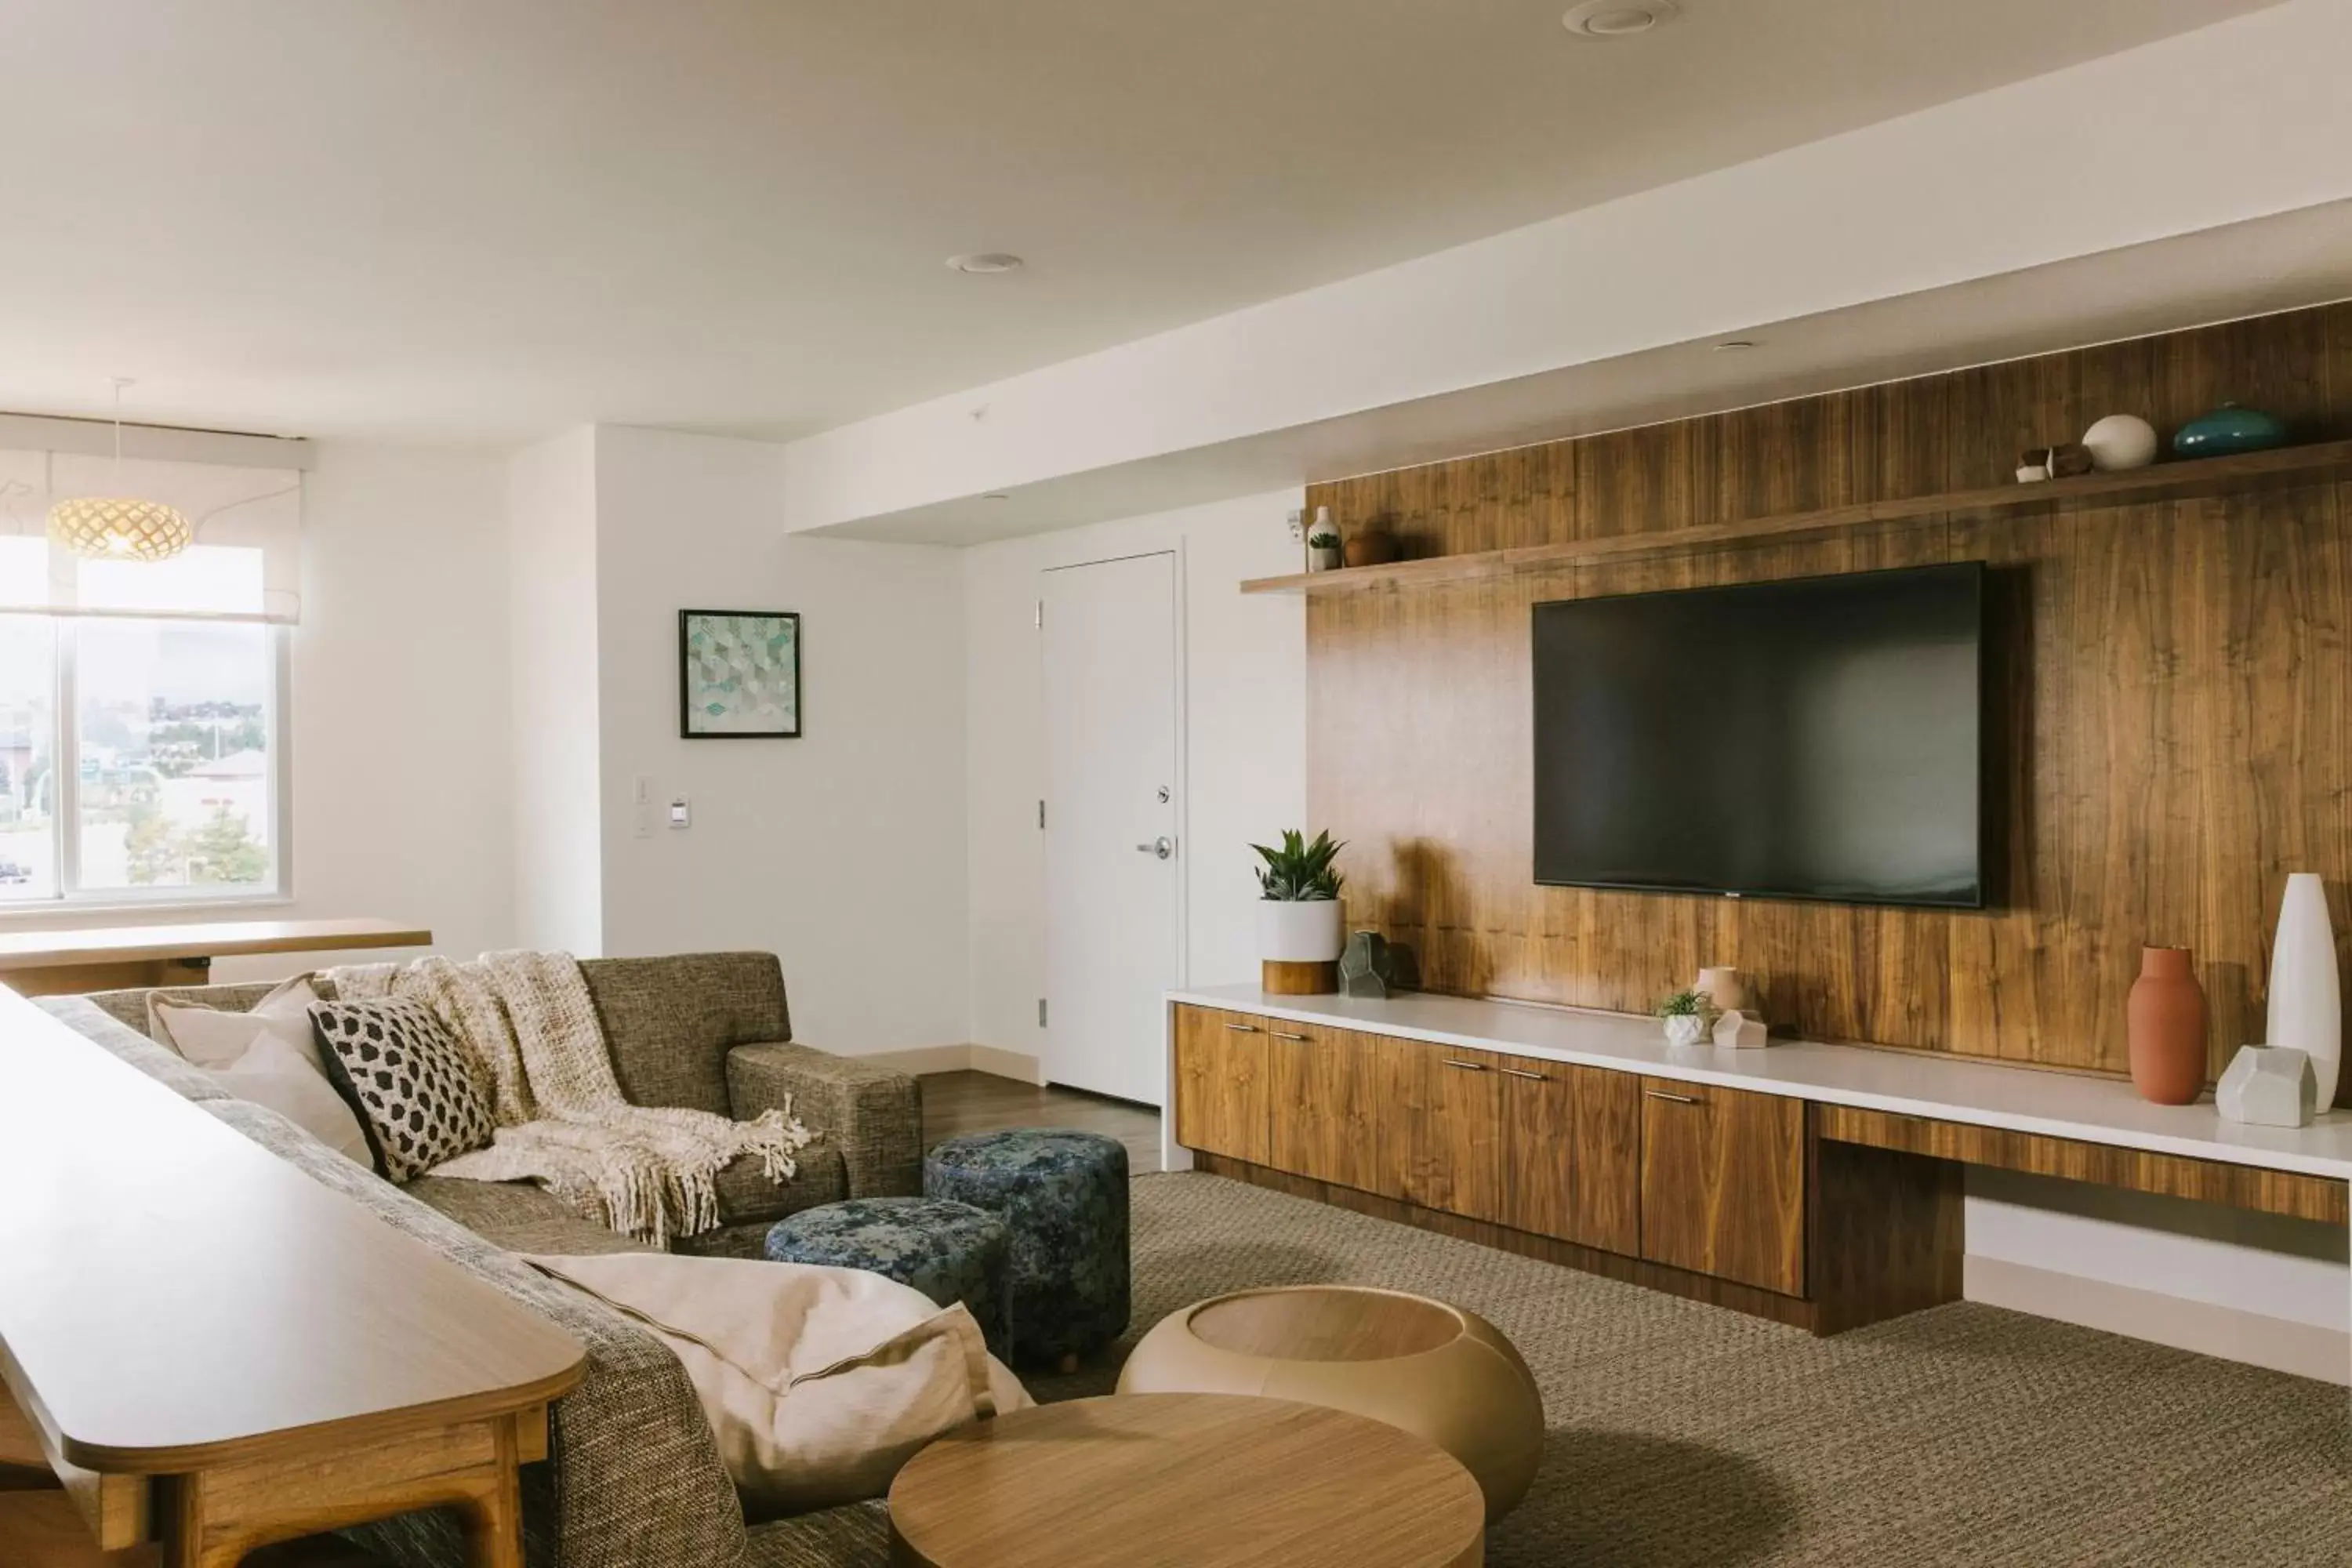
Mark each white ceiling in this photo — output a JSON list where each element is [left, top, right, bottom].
[[0, 0, 2274, 445]]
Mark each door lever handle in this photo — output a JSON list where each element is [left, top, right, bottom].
[[1136, 837, 1174, 860]]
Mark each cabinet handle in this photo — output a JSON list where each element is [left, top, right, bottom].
[[1271, 1030, 1309, 1042], [1441, 1058, 1489, 1073], [1225, 1022, 1260, 1033], [1501, 1066, 1548, 1081], [1644, 1088, 1700, 1105]]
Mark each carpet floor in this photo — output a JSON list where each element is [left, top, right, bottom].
[[755, 1171, 2351, 1566]]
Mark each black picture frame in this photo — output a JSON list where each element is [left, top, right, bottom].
[[678, 609, 802, 739]]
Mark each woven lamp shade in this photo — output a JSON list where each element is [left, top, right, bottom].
[[47, 495, 194, 562]]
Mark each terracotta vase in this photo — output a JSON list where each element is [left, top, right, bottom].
[[2126, 946, 2208, 1105], [1342, 531, 1397, 568]]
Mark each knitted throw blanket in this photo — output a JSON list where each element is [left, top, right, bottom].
[[328, 952, 812, 1247]]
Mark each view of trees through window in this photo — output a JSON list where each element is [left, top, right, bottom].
[[0, 615, 278, 902]]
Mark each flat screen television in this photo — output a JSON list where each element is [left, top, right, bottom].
[[1532, 562, 1987, 908]]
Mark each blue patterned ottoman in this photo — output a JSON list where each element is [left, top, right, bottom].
[[924, 1128, 1131, 1370], [762, 1197, 1011, 1355]]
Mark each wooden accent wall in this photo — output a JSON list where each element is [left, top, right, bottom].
[[1306, 303, 2352, 1093]]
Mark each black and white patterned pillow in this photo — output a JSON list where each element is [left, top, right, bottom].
[[309, 997, 495, 1181]]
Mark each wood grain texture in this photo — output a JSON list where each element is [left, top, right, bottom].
[[1380, 1040, 1504, 1223], [1262, 960, 1340, 995], [1171, 1006, 1273, 1166], [1196, 1152, 1824, 1332], [1249, 437, 2352, 592], [1306, 303, 2352, 1096], [1638, 1080, 1806, 1296], [1267, 1023, 1385, 1195], [0, 989, 581, 1476], [0, 1489, 159, 1568], [887, 1394, 1484, 1568], [1818, 1103, 2350, 1225], [1494, 1055, 1640, 1254], [1, 1385, 56, 1491], [1807, 1137, 1965, 1336]]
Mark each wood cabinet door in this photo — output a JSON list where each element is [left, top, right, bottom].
[[1267, 1022, 1385, 1193], [1496, 1055, 1641, 1254], [1638, 1078, 1806, 1294], [1171, 1007, 1271, 1164], [1381, 1039, 1502, 1221]]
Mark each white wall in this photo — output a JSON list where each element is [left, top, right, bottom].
[[506, 428, 603, 955], [964, 488, 1306, 1069], [288, 441, 516, 967], [587, 425, 969, 1057]]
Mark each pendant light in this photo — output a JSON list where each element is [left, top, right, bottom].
[[47, 379, 193, 562]]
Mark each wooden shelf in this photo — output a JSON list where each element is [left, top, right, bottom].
[[1240, 438, 2352, 594]]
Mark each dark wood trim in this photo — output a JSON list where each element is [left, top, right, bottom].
[[1818, 1104, 2349, 1225], [1193, 1150, 1825, 1331], [1247, 437, 2352, 593], [1806, 1119, 1965, 1335]]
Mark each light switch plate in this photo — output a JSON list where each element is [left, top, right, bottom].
[[669, 797, 691, 829]]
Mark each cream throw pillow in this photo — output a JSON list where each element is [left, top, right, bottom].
[[527, 1250, 1033, 1519], [151, 975, 373, 1165]]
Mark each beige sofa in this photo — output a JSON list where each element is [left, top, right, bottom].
[[40, 951, 921, 1568]]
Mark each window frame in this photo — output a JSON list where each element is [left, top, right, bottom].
[[2, 615, 293, 913]]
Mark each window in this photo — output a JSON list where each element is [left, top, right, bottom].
[[0, 614, 285, 906], [0, 445, 301, 908]]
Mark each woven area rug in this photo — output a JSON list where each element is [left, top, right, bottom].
[[753, 1171, 2351, 1566]]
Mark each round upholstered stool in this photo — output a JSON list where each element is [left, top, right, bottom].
[[762, 1197, 1011, 1355], [1116, 1284, 1544, 1523], [923, 1129, 1130, 1370]]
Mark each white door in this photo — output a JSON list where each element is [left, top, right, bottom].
[[1043, 552, 1179, 1104]]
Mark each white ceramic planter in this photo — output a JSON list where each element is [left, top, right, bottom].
[[1259, 898, 1345, 964], [1661, 1013, 1709, 1048]]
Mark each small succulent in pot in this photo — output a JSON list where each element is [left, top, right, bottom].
[[1307, 525, 1344, 572], [1656, 988, 1718, 1047], [1254, 829, 1348, 967]]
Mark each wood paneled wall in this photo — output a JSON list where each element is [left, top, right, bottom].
[[1306, 304, 2352, 1092]]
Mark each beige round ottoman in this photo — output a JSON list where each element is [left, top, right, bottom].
[[1116, 1285, 1544, 1522]]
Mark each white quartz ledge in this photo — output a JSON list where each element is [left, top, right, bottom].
[[1167, 985, 2352, 1184]]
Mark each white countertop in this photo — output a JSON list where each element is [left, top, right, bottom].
[[1170, 985, 2352, 1183]]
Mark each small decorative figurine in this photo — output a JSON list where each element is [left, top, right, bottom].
[[1711, 1010, 1769, 1050], [1339, 930, 1392, 998], [2216, 1045, 2317, 1128]]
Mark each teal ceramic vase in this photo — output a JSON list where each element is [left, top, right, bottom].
[[2172, 402, 2288, 458]]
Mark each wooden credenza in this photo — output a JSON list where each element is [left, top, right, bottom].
[[1167, 989, 2352, 1335]]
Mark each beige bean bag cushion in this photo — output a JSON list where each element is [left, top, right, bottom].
[[528, 1250, 1032, 1518]]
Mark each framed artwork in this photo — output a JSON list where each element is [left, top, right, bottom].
[[679, 609, 801, 738]]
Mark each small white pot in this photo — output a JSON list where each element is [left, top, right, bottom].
[[1259, 898, 1345, 963], [1661, 1013, 1709, 1048]]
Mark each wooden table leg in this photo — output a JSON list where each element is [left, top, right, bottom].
[[157, 1412, 536, 1568]]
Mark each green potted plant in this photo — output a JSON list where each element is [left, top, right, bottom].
[[1307, 506, 1344, 572], [1254, 829, 1347, 990], [1656, 988, 1718, 1048]]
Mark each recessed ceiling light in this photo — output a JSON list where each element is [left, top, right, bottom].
[[947, 252, 1024, 274], [1714, 339, 1756, 352], [1561, 1, 1679, 39]]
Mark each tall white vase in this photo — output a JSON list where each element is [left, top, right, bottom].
[[2266, 873, 2342, 1110]]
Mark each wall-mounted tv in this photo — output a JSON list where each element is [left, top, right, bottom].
[[1532, 563, 1987, 909]]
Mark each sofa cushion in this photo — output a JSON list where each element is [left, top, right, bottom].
[[582, 953, 790, 1117], [311, 997, 499, 1181], [406, 1178, 652, 1258], [34, 996, 231, 1105]]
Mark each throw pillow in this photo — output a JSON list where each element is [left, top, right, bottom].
[[151, 977, 373, 1165], [524, 1250, 1033, 1519], [309, 997, 496, 1182]]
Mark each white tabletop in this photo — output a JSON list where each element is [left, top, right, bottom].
[[1171, 985, 2352, 1182]]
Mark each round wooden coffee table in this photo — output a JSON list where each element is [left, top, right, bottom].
[[888, 1393, 1484, 1567]]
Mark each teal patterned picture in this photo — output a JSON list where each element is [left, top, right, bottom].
[[680, 609, 801, 737]]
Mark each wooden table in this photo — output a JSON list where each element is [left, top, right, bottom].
[[0, 988, 582, 1566], [0, 919, 431, 997], [887, 1394, 1485, 1568]]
